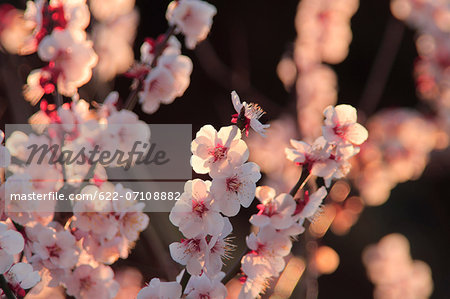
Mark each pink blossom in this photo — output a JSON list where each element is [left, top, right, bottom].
[[0, 222, 24, 273], [191, 125, 248, 175], [139, 54, 193, 114], [29, 224, 79, 270], [22, 0, 90, 54], [65, 264, 119, 299], [24, 29, 98, 103], [169, 237, 208, 276], [293, 186, 327, 221], [322, 104, 368, 147], [5, 262, 40, 291], [249, 187, 296, 230], [166, 0, 217, 49], [184, 272, 227, 299], [137, 278, 182, 299], [210, 162, 261, 216], [169, 179, 224, 238]]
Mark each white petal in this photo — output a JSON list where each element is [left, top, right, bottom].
[[231, 91, 243, 113]]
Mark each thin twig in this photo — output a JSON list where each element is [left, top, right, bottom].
[[0, 275, 16, 299], [180, 270, 191, 293], [289, 170, 309, 197], [358, 16, 405, 116]]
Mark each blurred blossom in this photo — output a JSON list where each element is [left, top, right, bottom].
[[113, 267, 143, 299], [247, 116, 299, 193], [21, 0, 90, 55], [296, 65, 338, 141], [166, 0, 217, 49], [331, 196, 364, 235], [350, 108, 443, 206], [272, 256, 305, 298], [24, 30, 98, 104], [391, 0, 450, 138], [312, 246, 339, 275], [276, 56, 297, 90], [89, 0, 135, 22], [0, 5, 33, 54], [295, 0, 359, 67], [363, 233, 433, 299], [92, 9, 139, 81]]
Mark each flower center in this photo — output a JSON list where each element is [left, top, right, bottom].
[[39, 62, 62, 94], [46, 244, 61, 258], [181, 238, 201, 253], [208, 143, 228, 162], [226, 175, 241, 193], [36, 3, 68, 44], [256, 202, 277, 217], [80, 277, 94, 291], [192, 200, 208, 216], [333, 125, 348, 138]]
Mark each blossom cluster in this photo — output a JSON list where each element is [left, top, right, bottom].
[[349, 109, 444, 206], [21, 0, 97, 104], [153, 96, 261, 298], [391, 0, 450, 137], [1, 92, 150, 298], [90, 0, 139, 81], [238, 103, 367, 298], [125, 0, 216, 114], [293, 0, 359, 140], [0, 221, 40, 298], [362, 233, 433, 299]]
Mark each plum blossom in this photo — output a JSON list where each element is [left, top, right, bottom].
[[210, 162, 261, 216], [137, 278, 182, 299], [362, 233, 433, 299], [29, 224, 79, 270], [139, 53, 193, 114], [169, 179, 224, 238], [4, 262, 40, 293], [169, 237, 208, 276], [285, 136, 336, 177], [100, 109, 151, 167], [140, 36, 181, 65], [184, 272, 227, 299], [203, 218, 233, 278], [293, 186, 327, 221], [24, 29, 98, 104], [89, 0, 135, 22], [0, 222, 25, 273], [166, 0, 217, 49], [170, 217, 233, 277], [65, 264, 120, 299], [239, 227, 292, 298], [231, 91, 270, 137], [72, 183, 149, 264], [322, 104, 368, 148], [242, 226, 292, 278], [92, 9, 139, 81], [249, 187, 296, 230], [191, 125, 248, 175], [22, 0, 90, 54]]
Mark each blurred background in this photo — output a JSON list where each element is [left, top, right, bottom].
[[1, 0, 449, 298]]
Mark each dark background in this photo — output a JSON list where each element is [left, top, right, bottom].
[[1, 0, 449, 298]]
